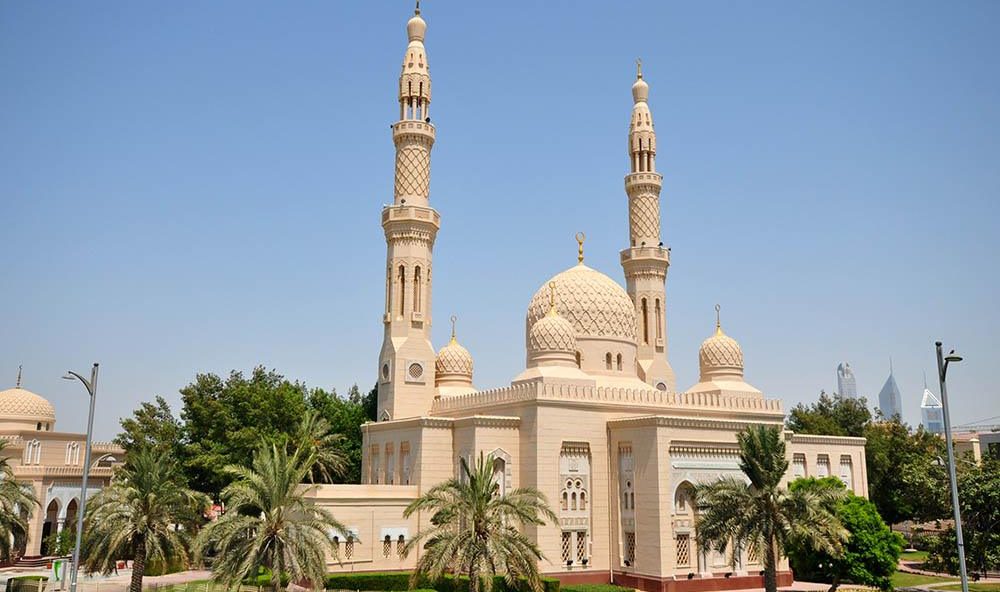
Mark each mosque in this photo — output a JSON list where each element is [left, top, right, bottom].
[[308, 6, 868, 591], [0, 370, 123, 562]]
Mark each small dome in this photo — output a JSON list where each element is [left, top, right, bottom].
[[526, 264, 637, 343], [632, 77, 649, 104], [0, 387, 56, 425], [699, 326, 744, 381], [407, 12, 426, 43], [435, 337, 473, 386], [529, 310, 577, 354]]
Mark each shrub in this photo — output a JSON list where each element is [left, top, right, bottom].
[[322, 573, 560, 592], [146, 556, 187, 576], [561, 586, 631, 592], [7, 576, 48, 592]]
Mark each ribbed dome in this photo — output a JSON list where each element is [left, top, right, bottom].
[[0, 388, 56, 423], [435, 338, 473, 378], [699, 327, 744, 381], [529, 310, 577, 354], [632, 77, 649, 104], [526, 264, 637, 343], [407, 12, 426, 42]]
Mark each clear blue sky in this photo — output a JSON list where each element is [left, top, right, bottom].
[[2, 1, 998, 440]]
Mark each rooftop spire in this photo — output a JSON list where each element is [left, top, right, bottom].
[[715, 304, 723, 335], [575, 232, 586, 264], [450, 315, 457, 343], [636, 57, 643, 80], [547, 281, 558, 315], [415, 0, 420, 15], [15, 365, 22, 388]]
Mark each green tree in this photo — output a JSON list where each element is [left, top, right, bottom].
[[863, 419, 949, 526], [115, 396, 185, 460], [694, 426, 848, 592], [195, 442, 346, 591], [786, 478, 903, 592], [307, 385, 370, 483], [786, 392, 872, 437], [0, 441, 39, 561], [180, 367, 310, 495], [926, 458, 1000, 577], [293, 408, 348, 483], [403, 452, 558, 592], [81, 446, 209, 592]]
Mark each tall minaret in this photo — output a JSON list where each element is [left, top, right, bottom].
[[377, 3, 440, 421], [620, 61, 676, 392]]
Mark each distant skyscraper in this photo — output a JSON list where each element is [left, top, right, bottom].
[[920, 372, 944, 434], [878, 360, 903, 419], [837, 362, 858, 399]]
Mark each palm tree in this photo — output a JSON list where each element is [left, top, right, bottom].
[[0, 441, 38, 561], [195, 442, 346, 591], [82, 446, 208, 592], [694, 425, 848, 592], [403, 452, 557, 592], [294, 410, 348, 484]]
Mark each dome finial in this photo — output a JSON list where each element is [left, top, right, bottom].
[[715, 303, 722, 335], [414, 0, 420, 15], [636, 57, 643, 80], [450, 314, 457, 343], [575, 232, 586, 264], [15, 365, 22, 388], [547, 281, 558, 315]]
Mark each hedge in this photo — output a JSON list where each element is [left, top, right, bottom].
[[561, 586, 632, 592], [7, 576, 48, 592], [146, 557, 187, 577], [323, 572, 560, 592]]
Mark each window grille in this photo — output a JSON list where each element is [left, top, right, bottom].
[[383, 535, 392, 557], [397, 535, 406, 558], [746, 543, 759, 564], [561, 532, 572, 563], [676, 534, 690, 567], [345, 536, 354, 559], [576, 532, 587, 563], [624, 532, 636, 564], [331, 536, 340, 561]]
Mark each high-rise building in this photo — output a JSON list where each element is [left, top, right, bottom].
[[837, 362, 858, 399], [878, 361, 903, 419], [921, 387, 944, 434]]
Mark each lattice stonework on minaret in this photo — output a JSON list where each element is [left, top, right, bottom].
[[629, 193, 660, 245], [394, 142, 430, 198]]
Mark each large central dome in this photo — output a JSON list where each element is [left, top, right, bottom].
[[526, 264, 637, 342]]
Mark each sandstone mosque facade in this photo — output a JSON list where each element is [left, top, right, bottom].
[[308, 6, 868, 591]]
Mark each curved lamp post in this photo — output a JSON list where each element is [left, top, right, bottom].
[[935, 342, 967, 592], [61, 363, 98, 592]]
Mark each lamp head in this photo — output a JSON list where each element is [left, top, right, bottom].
[[945, 350, 963, 364], [62, 374, 74, 381]]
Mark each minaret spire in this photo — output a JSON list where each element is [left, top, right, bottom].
[[620, 62, 675, 391], [377, 4, 441, 422], [15, 365, 22, 388]]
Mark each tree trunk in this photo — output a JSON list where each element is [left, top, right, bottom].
[[129, 537, 146, 592], [763, 538, 778, 592], [468, 564, 477, 592], [828, 573, 841, 592]]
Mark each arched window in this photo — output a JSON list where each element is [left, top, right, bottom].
[[605, 353, 612, 370], [345, 535, 354, 559], [616, 353, 623, 371], [641, 298, 649, 344], [655, 299, 662, 340], [575, 351, 582, 368], [332, 536, 340, 561], [571, 492, 577, 511], [397, 534, 406, 558], [398, 265, 406, 316], [562, 491, 568, 511], [413, 266, 422, 312], [580, 491, 587, 510], [383, 535, 392, 557]]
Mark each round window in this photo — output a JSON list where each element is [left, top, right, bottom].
[[655, 381, 667, 392], [408, 363, 423, 380]]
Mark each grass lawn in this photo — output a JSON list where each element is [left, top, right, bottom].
[[892, 571, 957, 588], [901, 550, 930, 562], [936, 585, 1000, 592]]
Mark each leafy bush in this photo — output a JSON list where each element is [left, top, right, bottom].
[[322, 573, 560, 592], [146, 556, 187, 576], [7, 576, 48, 592], [561, 585, 631, 592]]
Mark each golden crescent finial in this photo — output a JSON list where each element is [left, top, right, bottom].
[[547, 281, 557, 314], [575, 232, 586, 264], [636, 58, 642, 79], [450, 315, 457, 342], [715, 304, 722, 335]]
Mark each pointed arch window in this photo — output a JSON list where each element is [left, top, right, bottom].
[[413, 266, 422, 313], [655, 298, 662, 340], [616, 353, 623, 371], [398, 265, 406, 316], [605, 353, 612, 370], [641, 298, 649, 344]]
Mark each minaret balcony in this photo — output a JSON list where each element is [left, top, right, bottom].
[[392, 120, 436, 141], [620, 246, 669, 266], [624, 171, 663, 192], [381, 204, 441, 227]]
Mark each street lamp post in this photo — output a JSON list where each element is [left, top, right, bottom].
[[935, 342, 968, 592], [62, 363, 98, 592]]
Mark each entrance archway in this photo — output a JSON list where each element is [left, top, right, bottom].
[[41, 500, 59, 554]]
